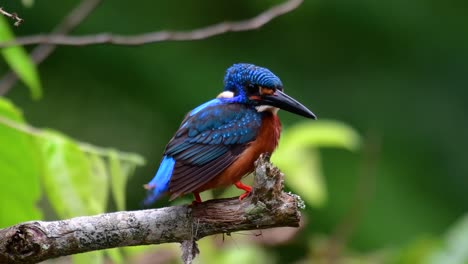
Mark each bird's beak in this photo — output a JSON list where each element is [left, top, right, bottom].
[[260, 90, 316, 119]]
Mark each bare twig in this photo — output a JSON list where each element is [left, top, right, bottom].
[[0, 0, 103, 95], [0, 7, 23, 26], [0, 0, 302, 47], [0, 155, 301, 264], [0, 0, 301, 96]]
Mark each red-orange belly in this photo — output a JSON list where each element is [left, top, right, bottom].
[[195, 112, 281, 192]]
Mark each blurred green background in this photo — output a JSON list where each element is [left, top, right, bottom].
[[1, 0, 468, 263]]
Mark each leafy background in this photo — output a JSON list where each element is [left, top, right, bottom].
[[1, 0, 468, 263]]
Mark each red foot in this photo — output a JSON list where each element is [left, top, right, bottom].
[[234, 181, 252, 200], [191, 192, 202, 205]]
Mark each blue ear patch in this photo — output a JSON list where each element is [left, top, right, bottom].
[[144, 156, 176, 205]]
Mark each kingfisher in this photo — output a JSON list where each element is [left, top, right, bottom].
[[144, 63, 316, 205]]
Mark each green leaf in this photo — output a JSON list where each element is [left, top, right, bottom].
[[88, 153, 110, 213], [274, 147, 326, 207], [217, 245, 271, 264], [280, 120, 361, 151], [106, 248, 124, 264], [0, 98, 144, 234], [430, 214, 468, 264], [109, 150, 127, 211], [198, 237, 272, 264], [272, 120, 361, 207], [72, 251, 104, 264], [108, 156, 141, 211], [0, 16, 42, 99], [0, 98, 42, 227], [38, 130, 100, 218], [392, 236, 440, 264]]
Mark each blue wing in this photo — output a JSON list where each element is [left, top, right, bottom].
[[144, 99, 262, 204]]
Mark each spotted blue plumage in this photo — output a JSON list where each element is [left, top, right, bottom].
[[145, 63, 285, 204], [168, 103, 261, 162]]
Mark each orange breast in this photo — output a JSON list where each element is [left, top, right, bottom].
[[196, 112, 281, 192]]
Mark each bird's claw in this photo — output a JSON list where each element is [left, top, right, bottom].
[[190, 200, 202, 206], [239, 191, 251, 200], [235, 181, 252, 200], [191, 192, 202, 205]]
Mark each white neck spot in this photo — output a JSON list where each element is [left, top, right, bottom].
[[255, 105, 279, 114], [217, 91, 234, 98]]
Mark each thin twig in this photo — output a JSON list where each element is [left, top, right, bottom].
[[0, 115, 41, 134], [0, 115, 144, 165], [0, 0, 103, 95], [0, 0, 302, 47], [0, 7, 23, 26]]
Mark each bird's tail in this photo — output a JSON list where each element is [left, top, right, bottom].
[[142, 156, 175, 206]]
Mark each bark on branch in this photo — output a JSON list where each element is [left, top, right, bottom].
[[0, 155, 302, 264]]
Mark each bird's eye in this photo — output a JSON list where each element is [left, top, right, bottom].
[[247, 84, 259, 95]]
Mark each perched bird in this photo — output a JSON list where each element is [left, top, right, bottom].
[[144, 63, 316, 205]]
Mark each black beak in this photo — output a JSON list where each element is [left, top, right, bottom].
[[260, 90, 316, 119]]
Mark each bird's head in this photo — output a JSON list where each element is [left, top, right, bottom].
[[221, 63, 316, 119]]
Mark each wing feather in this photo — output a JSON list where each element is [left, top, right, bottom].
[[169, 155, 235, 199], [164, 102, 262, 198]]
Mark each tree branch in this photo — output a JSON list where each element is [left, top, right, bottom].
[[0, 0, 102, 95], [0, 0, 302, 48], [0, 7, 23, 27], [0, 155, 302, 264]]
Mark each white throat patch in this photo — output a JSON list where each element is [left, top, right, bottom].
[[255, 105, 279, 114]]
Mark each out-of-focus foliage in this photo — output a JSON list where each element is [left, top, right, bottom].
[[106, 248, 125, 264], [197, 238, 273, 264], [109, 150, 131, 211], [39, 130, 103, 217], [430, 214, 468, 264], [0, 98, 144, 264], [272, 120, 361, 207], [0, 17, 41, 99], [21, 0, 35, 8], [71, 251, 105, 264], [391, 237, 439, 264], [0, 99, 41, 227]]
